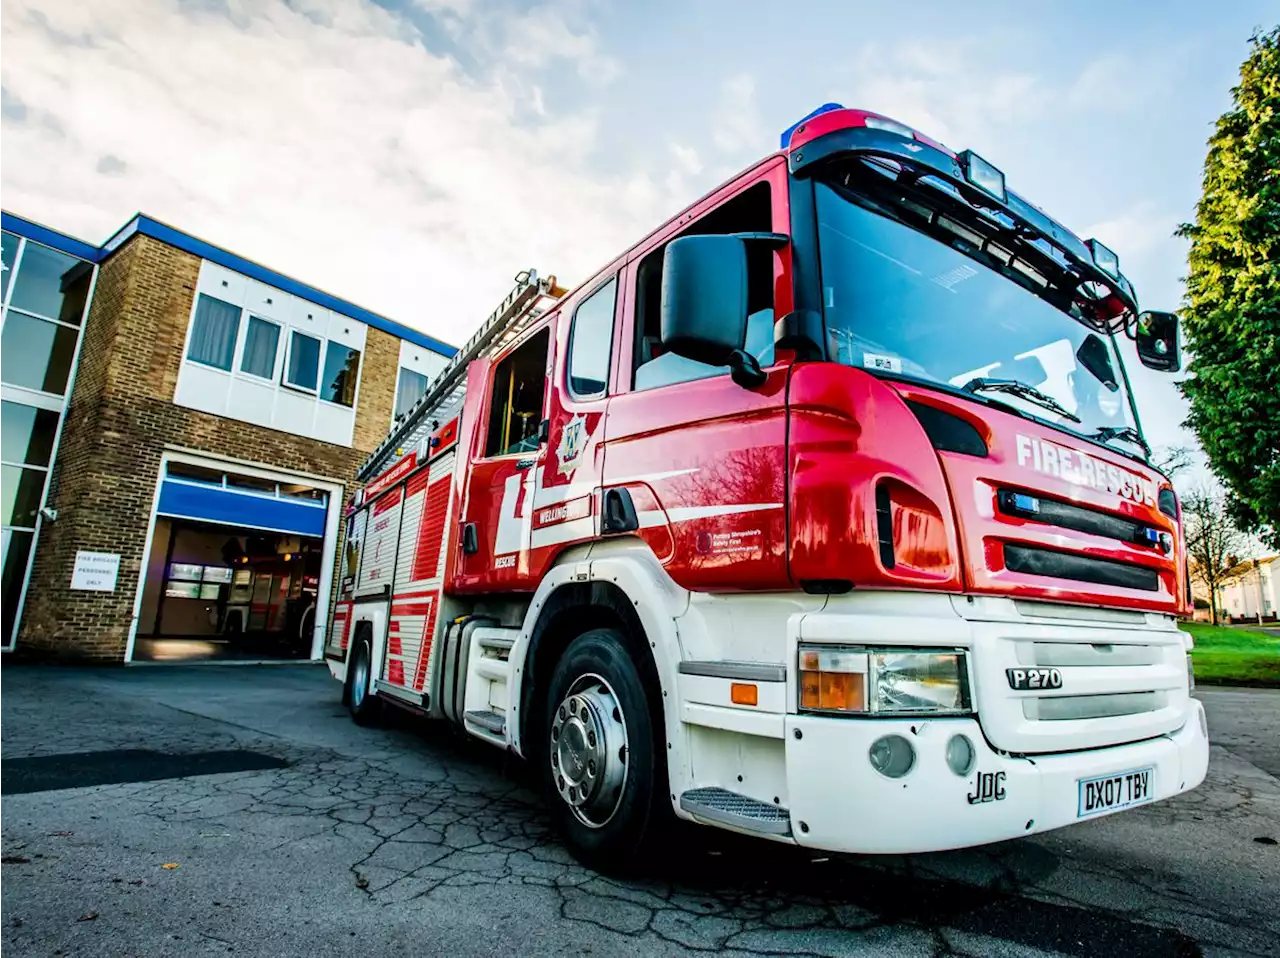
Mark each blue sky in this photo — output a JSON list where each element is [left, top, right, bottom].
[[2, 0, 1274, 481]]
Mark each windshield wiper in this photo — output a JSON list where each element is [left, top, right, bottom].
[[1091, 425, 1151, 457], [961, 377, 1082, 423]]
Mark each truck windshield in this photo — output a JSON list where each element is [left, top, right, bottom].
[[814, 161, 1142, 454]]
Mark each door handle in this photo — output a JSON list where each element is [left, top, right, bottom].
[[515, 458, 536, 470], [461, 522, 479, 555], [602, 488, 639, 534]]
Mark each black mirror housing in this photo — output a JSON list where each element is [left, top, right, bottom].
[[660, 235, 748, 366], [1135, 310, 1181, 372]]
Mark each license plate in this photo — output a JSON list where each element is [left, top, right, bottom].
[[1077, 766, 1154, 818]]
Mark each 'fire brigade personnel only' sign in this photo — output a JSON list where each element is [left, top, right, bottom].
[[70, 551, 121, 592]]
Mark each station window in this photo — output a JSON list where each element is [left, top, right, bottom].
[[240, 316, 280, 379], [187, 294, 242, 372], [395, 367, 429, 419], [320, 342, 361, 407], [284, 330, 322, 392], [632, 181, 776, 391], [484, 327, 550, 457]]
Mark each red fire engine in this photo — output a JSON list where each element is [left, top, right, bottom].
[[326, 104, 1207, 865]]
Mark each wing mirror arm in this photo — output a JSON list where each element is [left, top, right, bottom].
[[728, 349, 767, 388]]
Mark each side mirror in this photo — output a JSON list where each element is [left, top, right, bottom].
[[660, 234, 749, 366], [1134, 310, 1181, 372]]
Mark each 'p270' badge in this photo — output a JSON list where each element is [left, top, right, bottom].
[[1006, 667, 1063, 690]]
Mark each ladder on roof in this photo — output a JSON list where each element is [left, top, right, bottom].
[[359, 269, 565, 481]]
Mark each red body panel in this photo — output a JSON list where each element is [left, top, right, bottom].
[[787, 364, 963, 591], [602, 367, 791, 591], [891, 384, 1183, 614]]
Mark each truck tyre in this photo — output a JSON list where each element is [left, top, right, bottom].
[[542, 627, 666, 870], [345, 631, 380, 726]]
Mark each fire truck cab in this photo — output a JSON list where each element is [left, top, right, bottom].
[[326, 104, 1208, 866]]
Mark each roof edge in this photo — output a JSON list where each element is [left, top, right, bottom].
[[1, 210, 103, 263], [4, 208, 457, 358]]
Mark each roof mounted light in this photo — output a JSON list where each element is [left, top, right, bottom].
[[780, 102, 846, 148], [958, 150, 1006, 202], [1087, 238, 1120, 279], [864, 115, 916, 138]]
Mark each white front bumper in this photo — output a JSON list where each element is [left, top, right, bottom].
[[783, 699, 1208, 854]]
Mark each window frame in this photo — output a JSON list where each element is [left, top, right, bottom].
[[626, 177, 780, 394], [393, 365, 430, 422], [237, 314, 283, 382], [185, 292, 244, 373], [565, 275, 618, 402], [480, 324, 552, 460], [318, 339, 362, 409], [282, 328, 323, 395]]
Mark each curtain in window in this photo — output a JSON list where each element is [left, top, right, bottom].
[[187, 295, 241, 371], [395, 368, 428, 418], [241, 316, 279, 378]]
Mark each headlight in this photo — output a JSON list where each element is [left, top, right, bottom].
[[798, 646, 972, 716], [1186, 654, 1196, 694]]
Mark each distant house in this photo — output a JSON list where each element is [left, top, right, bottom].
[[1217, 555, 1279, 623]]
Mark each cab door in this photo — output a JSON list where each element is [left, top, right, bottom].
[[454, 324, 553, 592], [601, 162, 794, 595], [529, 274, 620, 559]]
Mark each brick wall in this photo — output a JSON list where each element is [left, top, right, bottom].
[[353, 326, 400, 452], [19, 235, 400, 662]]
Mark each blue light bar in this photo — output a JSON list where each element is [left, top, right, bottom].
[[1012, 493, 1041, 515], [780, 102, 846, 149]]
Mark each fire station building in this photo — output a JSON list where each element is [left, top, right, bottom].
[[1, 210, 452, 663]]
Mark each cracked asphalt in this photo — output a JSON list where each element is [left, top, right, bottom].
[[2, 665, 1277, 957]]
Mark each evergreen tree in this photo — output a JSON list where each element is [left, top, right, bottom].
[[1177, 27, 1280, 547]]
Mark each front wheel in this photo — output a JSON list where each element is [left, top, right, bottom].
[[542, 628, 666, 869]]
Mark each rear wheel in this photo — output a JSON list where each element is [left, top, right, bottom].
[[345, 631, 380, 726], [542, 628, 666, 870]]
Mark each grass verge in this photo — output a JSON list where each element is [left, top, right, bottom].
[[1180, 622, 1280, 688]]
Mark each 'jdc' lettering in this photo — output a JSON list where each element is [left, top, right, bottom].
[[967, 771, 1007, 804]]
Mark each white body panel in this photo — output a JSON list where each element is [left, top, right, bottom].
[[329, 504, 1209, 854]]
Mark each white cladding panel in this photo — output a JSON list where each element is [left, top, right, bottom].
[[398, 339, 449, 384]]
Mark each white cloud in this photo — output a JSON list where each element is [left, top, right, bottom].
[[711, 73, 766, 158], [668, 142, 702, 175], [1082, 204, 1179, 260], [843, 40, 1049, 151], [498, 3, 621, 85], [0, 0, 667, 348]]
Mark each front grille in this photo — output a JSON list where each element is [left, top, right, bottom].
[[1023, 691, 1167, 721], [977, 624, 1188, 753], [1015, 641, 1163, 668], [1004, 543, 1159, 592]]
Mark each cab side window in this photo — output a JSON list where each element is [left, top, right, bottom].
[[567, 277, 617, 399], [484, 327, 550, 457], [633, 182, 775, 392]]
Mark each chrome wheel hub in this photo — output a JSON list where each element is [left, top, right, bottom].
[[550, 674, 629, 828]]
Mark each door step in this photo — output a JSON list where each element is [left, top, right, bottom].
[[476, 633, 515, 656], [679, 787, 792, 836], [463, 709, 506, 735]]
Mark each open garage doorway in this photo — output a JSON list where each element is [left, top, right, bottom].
[[130, 457, 340, 663]]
